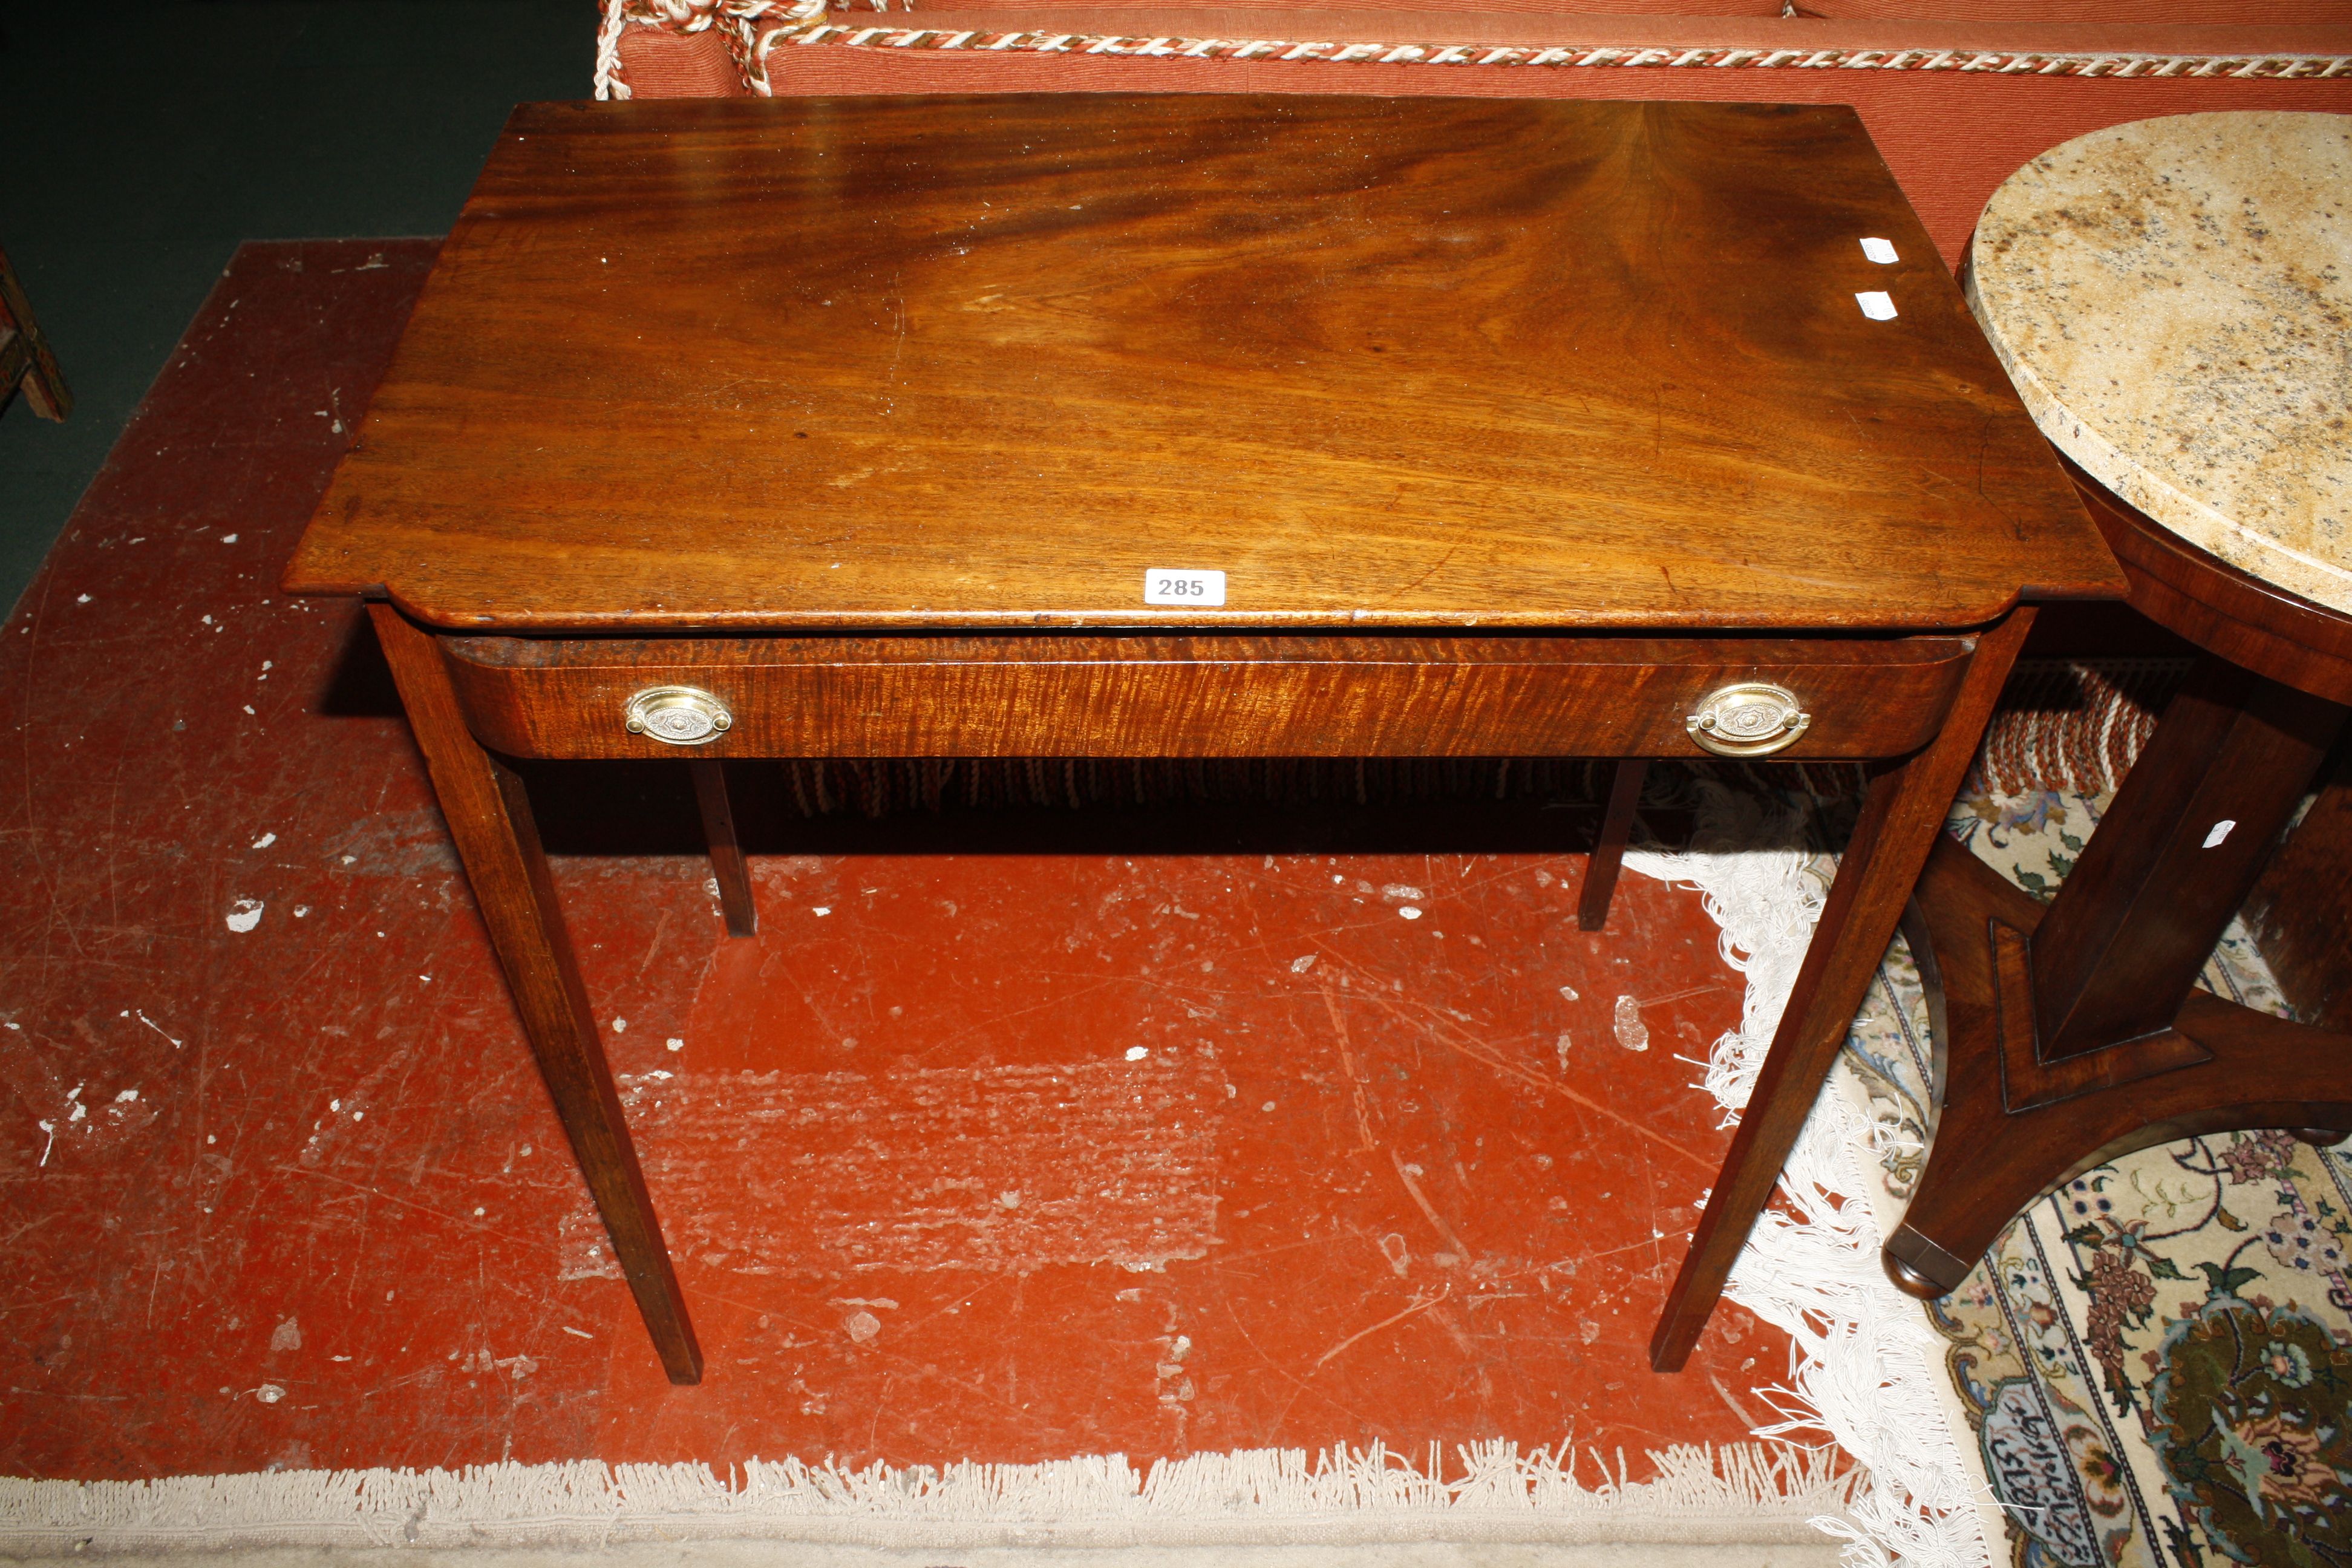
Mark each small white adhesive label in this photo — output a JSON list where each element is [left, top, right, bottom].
[[1143, 569, 1226, 606], [1856, 290, 1898, 321], [1860, 237, 1899, 264], [2203, 819, 2236, 848]]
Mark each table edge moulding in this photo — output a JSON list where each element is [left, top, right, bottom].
[[281, 93, 2129, 1383]]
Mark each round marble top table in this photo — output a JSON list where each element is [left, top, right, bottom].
[[1967, 111, 2351, 616], [1881, 113, 2352, 1304]]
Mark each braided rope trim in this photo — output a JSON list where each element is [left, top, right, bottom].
[[598, 0, 826, 97], [1966, 657, 2190, 799], [750, 23, 2352, 83]]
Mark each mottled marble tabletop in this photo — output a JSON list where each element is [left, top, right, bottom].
[[1968, 111, 2351, 615]]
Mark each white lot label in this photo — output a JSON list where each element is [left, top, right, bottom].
[[1860, 237, 1899, 264], [1855, 290, 1898, 321], [1143, 569, 1226, 606]]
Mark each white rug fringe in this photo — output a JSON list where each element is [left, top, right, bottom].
[[1626, 781, 1992, 1568], [1, 1442, 1853, 1555]]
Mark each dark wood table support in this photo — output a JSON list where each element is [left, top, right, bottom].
[[1889, 837, 2352, 1296], [1578, 759, 1648, 932], [690, 760, 759, 938], [371, 606, 706, 1385], [1881, 469, 2352, 1301], [1648, 607, 2036, 1371], [2020, 658, 2343, 1060]]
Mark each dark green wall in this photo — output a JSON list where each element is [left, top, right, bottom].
[[0, 0, 595, 617]]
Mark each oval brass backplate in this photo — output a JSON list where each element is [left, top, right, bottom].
[[1686, 682, 1810, 758], [624, 685, 733, 745]]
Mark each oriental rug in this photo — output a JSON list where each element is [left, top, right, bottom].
[[1836, 784, 2352, 1568]]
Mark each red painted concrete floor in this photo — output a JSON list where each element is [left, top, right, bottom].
[[0, 240, 1789, 1482]]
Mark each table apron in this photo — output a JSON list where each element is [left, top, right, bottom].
[[436, 633, 1979, 761]]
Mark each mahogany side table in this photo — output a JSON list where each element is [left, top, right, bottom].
[[281, 94, 2124, 1383], [1880, 111, 2352, 1297]]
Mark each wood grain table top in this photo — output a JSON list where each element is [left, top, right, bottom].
[[284, 94, 2124, 633]]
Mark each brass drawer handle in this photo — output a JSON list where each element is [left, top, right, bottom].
[[1687, 682, 1810, 757], [624, 685, 733, 745]]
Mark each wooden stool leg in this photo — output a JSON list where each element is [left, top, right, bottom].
[[1648, 607, 2035, 1372], [690, 759, 758, 938], [371, 606, 704, 1385], [1578, 759, 1648, 931]]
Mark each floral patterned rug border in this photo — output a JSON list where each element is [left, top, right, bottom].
[[1838, 786, 2351, 1568]]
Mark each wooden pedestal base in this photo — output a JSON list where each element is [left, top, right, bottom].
[[1887, 653, 2352, 1298], [1889, 839, 2352, 1295], [1882, 462, 2352, 1302]]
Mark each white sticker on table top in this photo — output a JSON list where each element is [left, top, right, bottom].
[[1143, 569, 1226, 607], [1860, 237, 1899, 264], [1855, 290, 1898, 321]]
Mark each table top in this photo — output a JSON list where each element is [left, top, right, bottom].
[[284, 94, 2120, 634], [1968, 111, 2351, 618]]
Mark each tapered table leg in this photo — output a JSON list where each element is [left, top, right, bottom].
[[1649, 607, 2036, 1371], [1579, 759, 1648, 932], [690, 759, 758, 938], [371, 605, 704, 1385]]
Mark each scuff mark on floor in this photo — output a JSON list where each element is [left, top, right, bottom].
[[613, 1057, 1224, 1276]]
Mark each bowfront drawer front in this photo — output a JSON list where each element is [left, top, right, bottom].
[[437, 633, 1976, 762]]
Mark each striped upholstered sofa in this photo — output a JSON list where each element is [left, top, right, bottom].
[[593, 0, 2350, 267]]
